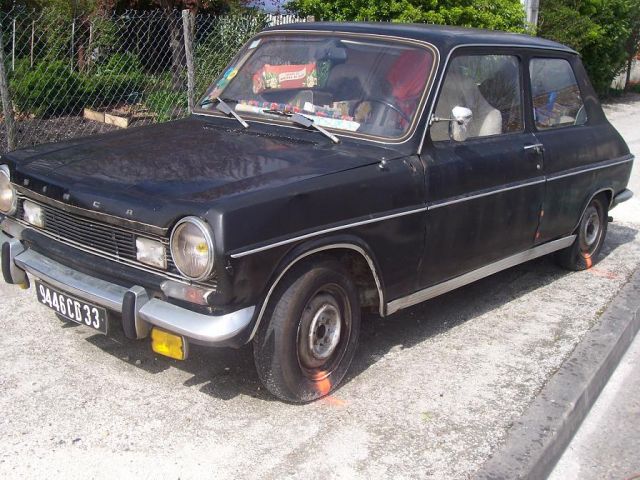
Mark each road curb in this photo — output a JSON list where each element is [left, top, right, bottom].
[[474, 267, 640, 480]]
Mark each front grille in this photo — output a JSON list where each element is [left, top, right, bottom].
[[43, 202, 141, 261], [16, 197, 177, 275]]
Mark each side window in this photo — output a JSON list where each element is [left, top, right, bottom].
[[430, 55, 523, 142], [530, 58, 586, 130]]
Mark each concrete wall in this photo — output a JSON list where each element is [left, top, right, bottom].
[[612, 57, 640, 89]]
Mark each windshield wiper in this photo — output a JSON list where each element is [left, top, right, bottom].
[[214, 98, 249, 129], [263, 109, 339, 144], [291, 113, 340, 144]]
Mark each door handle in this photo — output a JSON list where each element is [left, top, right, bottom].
[[524, 143, 544, 154]]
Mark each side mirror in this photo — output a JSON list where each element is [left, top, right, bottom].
[[449, 106, 473, 142]]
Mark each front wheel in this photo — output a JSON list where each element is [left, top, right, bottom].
[[253, 259, 361, 403], [555, 194, 609, 271]]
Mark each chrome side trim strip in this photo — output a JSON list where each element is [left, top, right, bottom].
[[386, 235, 576, 315], [230, 207, 429, 259], [230, 155, 630, 259], [231, 178, 545, 258], [524, 143, 544, 151], [547, 155, 634, 182], [427, 177, 546, 210], [247, 243, 385, 341]]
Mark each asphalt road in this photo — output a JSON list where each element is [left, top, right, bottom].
[[1, 96, 639, 480], [548, 331, 640, 480], [545, 94, 640, 480]]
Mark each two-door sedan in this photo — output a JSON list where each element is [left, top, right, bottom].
[[0, 22, 633, 402]]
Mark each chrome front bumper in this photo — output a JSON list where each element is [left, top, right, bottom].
[[0, 222, 255, 350]]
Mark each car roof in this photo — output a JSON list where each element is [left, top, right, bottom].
[[264, 22, 576, 54]]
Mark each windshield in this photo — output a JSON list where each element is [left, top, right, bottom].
[[196, 34, 435, 140]]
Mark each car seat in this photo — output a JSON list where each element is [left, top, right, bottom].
[[430, 70, 502, 142]]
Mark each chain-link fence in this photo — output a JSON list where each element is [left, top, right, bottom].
[[0, 8, 309, 153]]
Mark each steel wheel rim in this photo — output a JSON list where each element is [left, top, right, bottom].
[[583, 210, 600, 247], [297, 285, 351, 379], [580, 204, 603, 254], [307, 304, 342, 361]]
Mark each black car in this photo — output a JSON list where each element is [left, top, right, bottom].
[[0, 23, 634, 402]]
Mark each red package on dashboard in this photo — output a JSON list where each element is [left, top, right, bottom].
[[253, 63, 318, 93]]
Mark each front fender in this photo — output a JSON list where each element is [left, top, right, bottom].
[[233, 233, 386, 344]]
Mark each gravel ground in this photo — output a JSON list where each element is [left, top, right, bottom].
[[0, 116, 148, 154], [0, 116, 118, 153], [0, 99, 639, 479]]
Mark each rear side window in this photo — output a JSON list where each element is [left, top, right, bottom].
[[529, 58, 586, 130], [430, 54, 523, 142]]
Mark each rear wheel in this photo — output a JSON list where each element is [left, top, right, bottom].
[[555, 195, 608, 271], [253, 259, 361, 403]]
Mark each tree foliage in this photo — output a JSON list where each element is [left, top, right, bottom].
[[537, 0, 631, 95], [624, 0, 640, 90], [2, 0, 253, 15], [285, 0, 527, 32]]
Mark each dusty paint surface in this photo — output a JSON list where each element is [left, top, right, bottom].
[[0, 97, 639, 479]]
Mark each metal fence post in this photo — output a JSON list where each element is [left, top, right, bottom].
[[30, 20, 35, 68], [182, 9, 195, 113], [87, 21, 93, 69], [12, 18, 16, 71], [70, 18, 76, 72], [0, 21, 17, 150]]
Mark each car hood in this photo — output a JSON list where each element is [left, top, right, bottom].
[[6, 117, 393, 228]]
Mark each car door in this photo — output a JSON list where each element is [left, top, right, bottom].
[[418, 50, 545, 288], [527, 55, 616, 243]]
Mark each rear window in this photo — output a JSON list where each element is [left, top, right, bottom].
[[529, 58, 587, 130]]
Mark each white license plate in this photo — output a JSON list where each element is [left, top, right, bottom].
[[35, 280, 108, 334]]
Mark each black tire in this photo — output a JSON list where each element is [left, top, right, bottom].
[[253, 259, 361, 403], [555, 194, 609, 271]]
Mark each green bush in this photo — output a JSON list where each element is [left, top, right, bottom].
[[195, 14, 268, 97], [144, 90, 188, 122], [85, 53, 147, 108], [11, 60, 86, 116], [537, 0, 630, 96], [285, 0, 527, 32], [10, 53, 149, 116]]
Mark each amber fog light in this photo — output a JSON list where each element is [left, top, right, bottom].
[[151, 328, 188, 360], [23, 200, 45, 228], [0, 165, 17, 215], [136, 237, 167, 269], [170, 217, 215, 281]]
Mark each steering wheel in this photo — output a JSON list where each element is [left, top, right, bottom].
[[356, 98, 411, 124]]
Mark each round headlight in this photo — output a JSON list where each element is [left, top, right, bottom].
[[0, 165, 17, 215], [170, 217, 215, 281]]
